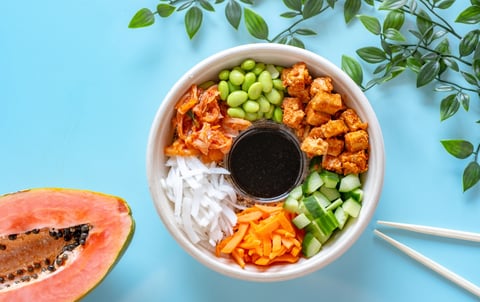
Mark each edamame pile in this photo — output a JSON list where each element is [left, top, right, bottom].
[[217, 59, 285, 123]]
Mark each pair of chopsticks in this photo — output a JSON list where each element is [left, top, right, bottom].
[[374, 220, 480, 298]]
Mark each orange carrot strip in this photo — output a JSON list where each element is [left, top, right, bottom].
[[232, 248, 246, 268], [237, 211, 263, 223], [220, 223, 249, 254]]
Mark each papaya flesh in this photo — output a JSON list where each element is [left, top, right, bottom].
[[0, 188, 134, 302]]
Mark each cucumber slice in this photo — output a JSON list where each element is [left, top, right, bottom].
[[341, 187, 364, 202], [306, 220, 331, 243], [303, 171, 324, 194], [319, 185, 341, 201], [342, 197, 361, 218], [334, 206, 348, 230], [288, 185, 303, 200], [302, 232, 322, 258], [325, 197, 343, 212], [292, 213, 311, 229], [314, 211, 339, 236], [339, 174, 361, 192], [319, 170, 340, 188], [302, 195, 325, 218], [312, 191, 330, 209], [283, 196, 299, 213]]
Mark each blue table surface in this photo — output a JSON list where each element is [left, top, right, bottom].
[[1, 1, 479, 301]]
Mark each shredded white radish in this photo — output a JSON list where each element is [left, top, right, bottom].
[[162, 156, 238, 247]]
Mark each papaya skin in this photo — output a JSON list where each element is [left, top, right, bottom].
[[0, 188, 135, 302]]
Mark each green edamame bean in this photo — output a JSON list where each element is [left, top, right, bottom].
[[247, 82, 263, 100], [242, 100, 260, 113], [229, 69, 245, 86], [227, 107, 246, 119], [242, 72, 256, 91], [264, 104, 275, 119], [265, 88, 283, 105], [258, 70, 273, 93], [252, 62, 265, 75], [241, 59, 256, 71], [273, 106, 283, 123], [218, 69, 230, 81], [257, 96, 271, 113], [227, 90, 248, 107], [218, 80, 229, 101], [273, 78, 285, 91], [228, 81, 240, 92], [244, 112, 258, 121]]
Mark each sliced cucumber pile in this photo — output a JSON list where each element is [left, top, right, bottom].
[[283, 166, 364, 258]]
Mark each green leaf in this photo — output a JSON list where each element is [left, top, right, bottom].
[[185, 6, 203, 39], [283, 0, 302, 11], [463, 161, 480, 191], [302, 0, 324, 19], [461, 71, 479, 85], [295, 28, 317, 36], [434, 38, 450, 54], [225, 0, 242, 29], [199, 0, 215, 11], [157, 4, 176, 17], [357, 15, 381, 35], [344, 0, 361, 23], [341, 55, 364, 86], [240, 0, 254, 4], [441, 139, 474, 158], [383, 10, 405, 31], [406, 56, 422, 73], [440, 94, 460, 121], [416, 10, 433, 38], [459, 30, 480, 57], [281, 11, 300, 18], [458, 92, 470, 111], [178, 2, 194, 11], [436, 0, 455, 9], [456, 6, 480, 24], [129, 8, 155, 28], [417, 60, 440, 87], [288, 37, 305, 48], [442, 57, 459, 72], [384, 28, 406, 41], [244, 8, 269, 40], [379, 0, 408, 10], [356, 47, 387, 63], [434, 84, 454, 92]]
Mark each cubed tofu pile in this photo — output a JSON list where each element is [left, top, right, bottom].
[[280, 62, 369, 175]]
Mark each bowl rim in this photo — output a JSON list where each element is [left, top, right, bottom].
[[146, 43, 385, 282]]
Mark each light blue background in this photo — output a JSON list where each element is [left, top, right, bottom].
[[1, 1, 479, 301]]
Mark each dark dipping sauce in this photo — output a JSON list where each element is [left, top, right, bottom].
[[227, 124, 305, 201]]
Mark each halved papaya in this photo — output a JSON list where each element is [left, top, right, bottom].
[[0, 188, 134, 301]]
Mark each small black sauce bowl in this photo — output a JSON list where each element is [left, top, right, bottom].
[[225, 120, 307, 203]]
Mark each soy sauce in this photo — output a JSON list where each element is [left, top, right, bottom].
[[227, 124, 305, 201]]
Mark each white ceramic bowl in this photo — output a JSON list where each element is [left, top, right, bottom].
[[146, 43, 385, 282]]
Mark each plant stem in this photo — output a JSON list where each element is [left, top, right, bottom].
[[436, 78, 479, 93]]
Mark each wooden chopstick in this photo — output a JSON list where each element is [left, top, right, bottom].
[[374, 229, 480, 298], [377, 220, 480, 243]]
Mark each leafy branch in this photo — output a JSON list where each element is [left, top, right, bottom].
[[129, 0, 480, 192], [341, 0, 480, 191]]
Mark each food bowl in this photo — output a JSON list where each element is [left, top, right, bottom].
[[146, 43, 385, 282]]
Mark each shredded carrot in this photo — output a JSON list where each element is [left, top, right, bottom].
[[216, 203, 304, 268]]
